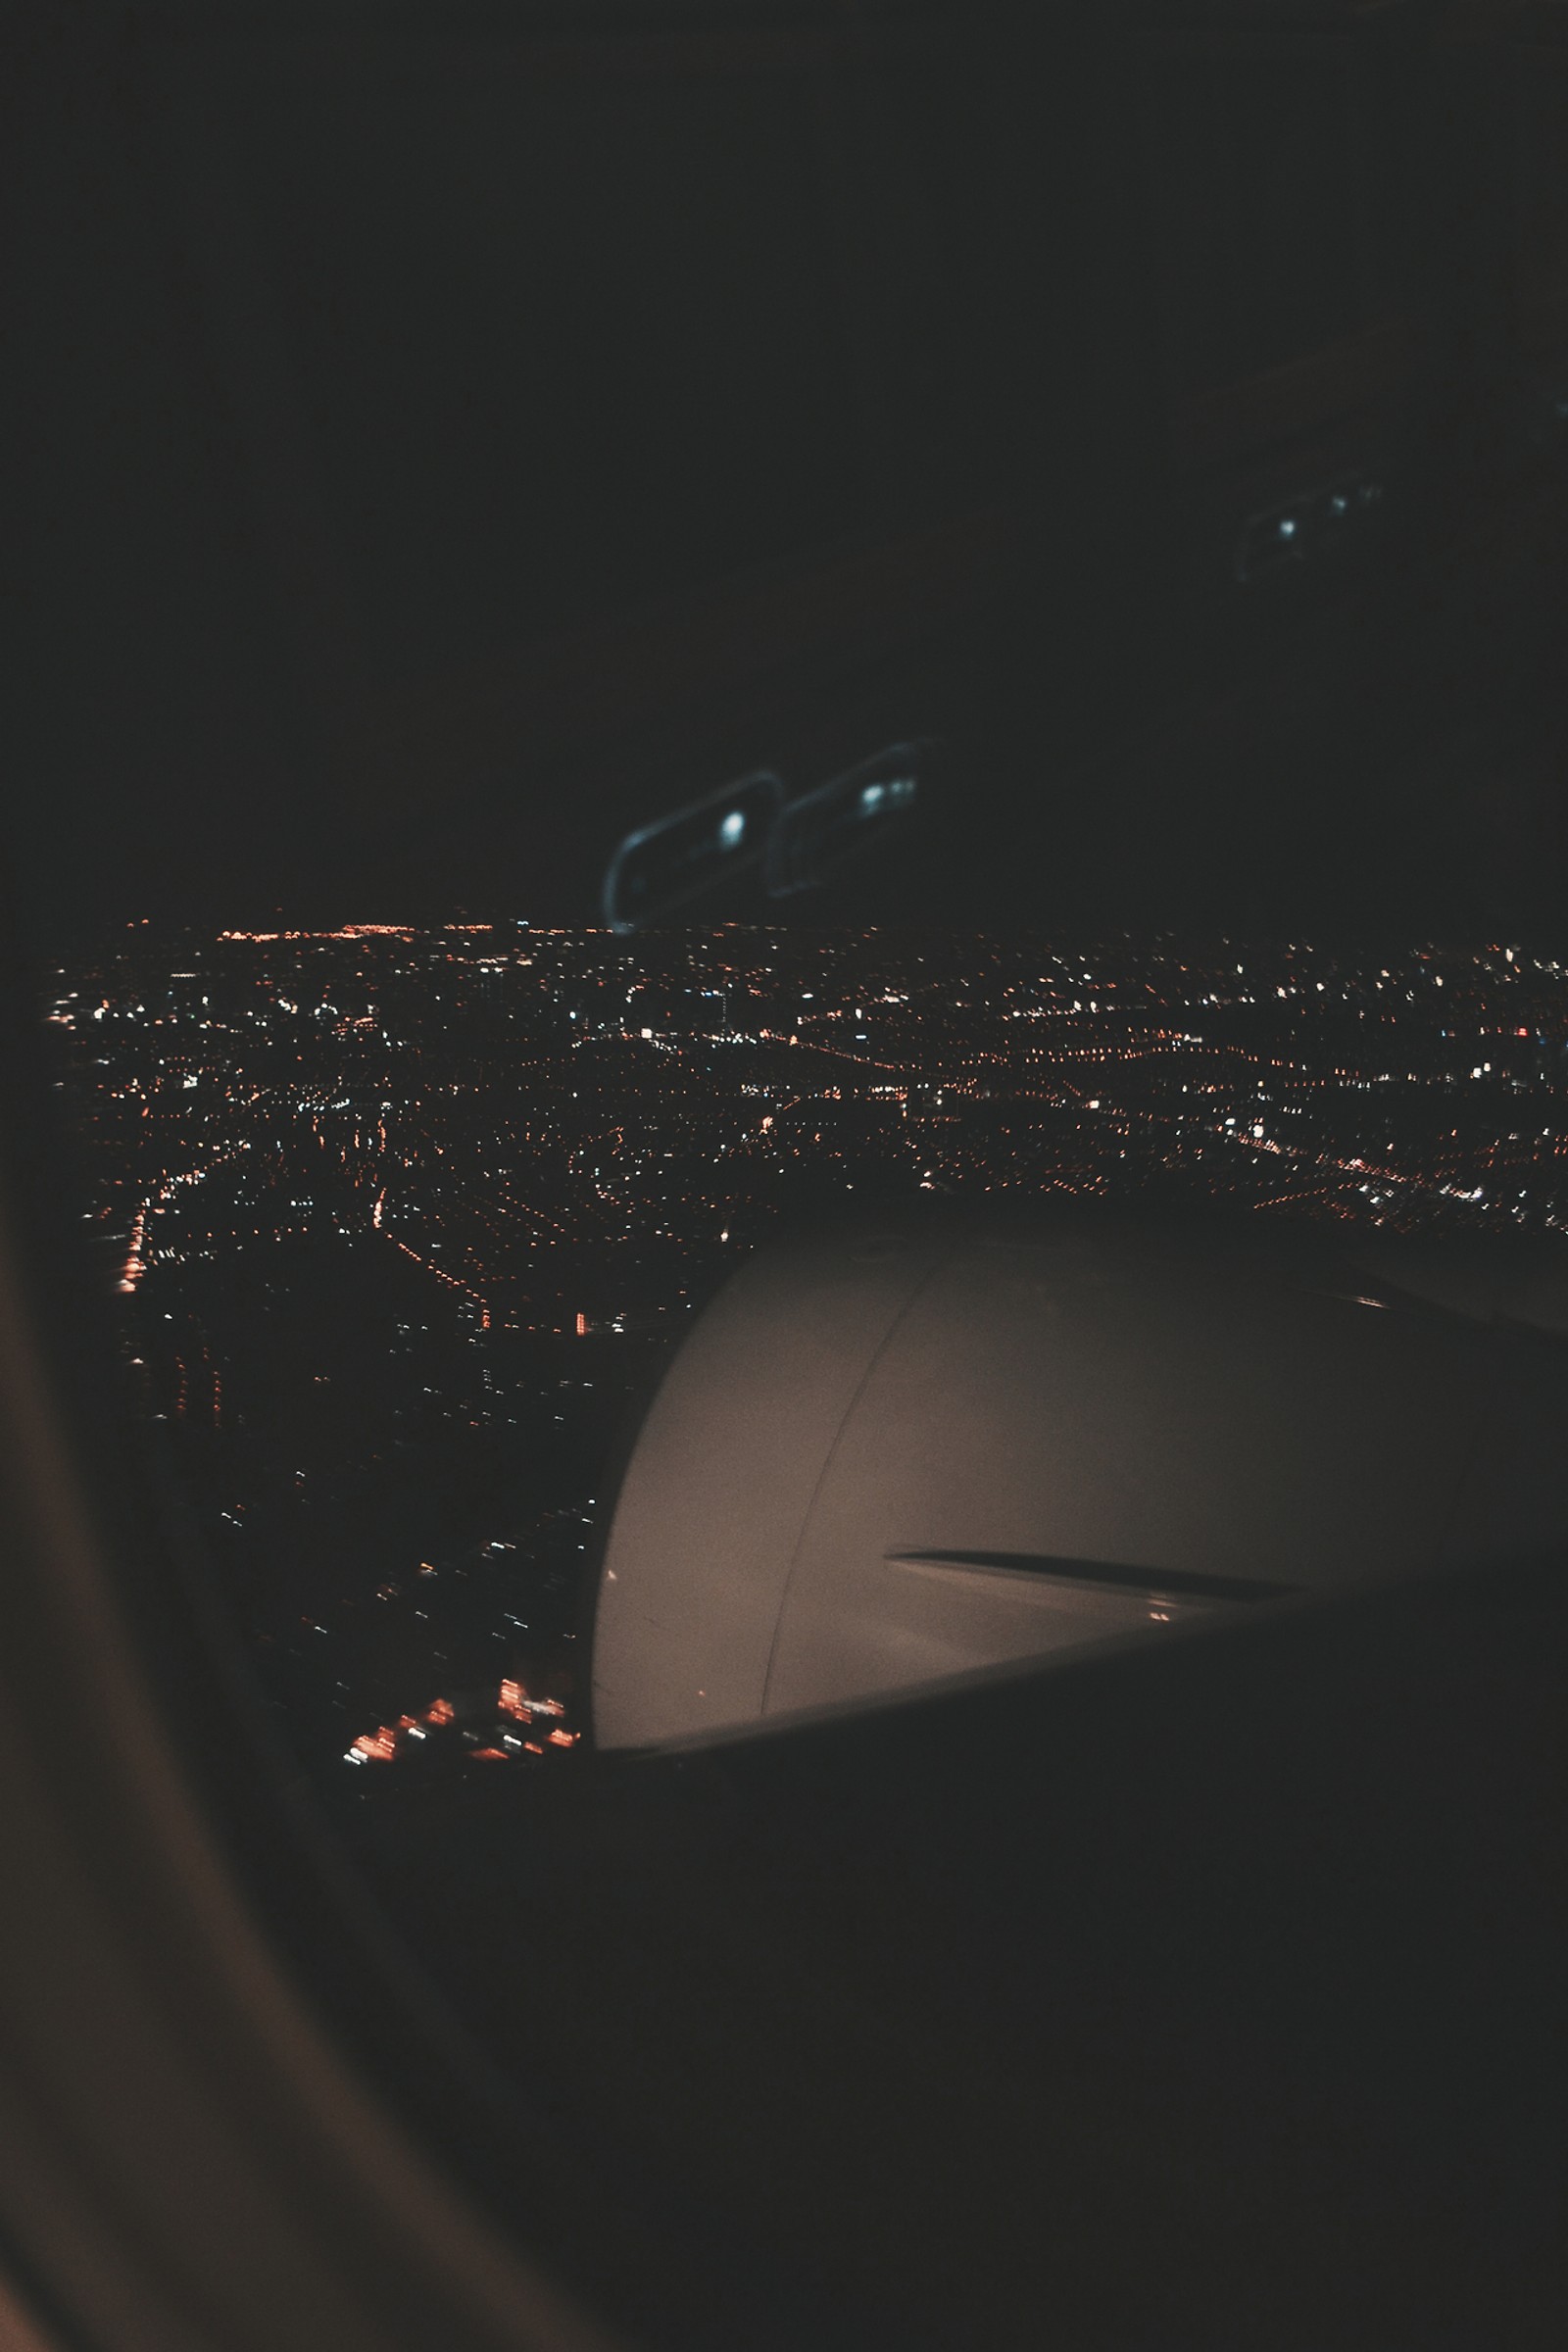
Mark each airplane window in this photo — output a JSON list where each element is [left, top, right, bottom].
[[11, 4, 1568, 2349]]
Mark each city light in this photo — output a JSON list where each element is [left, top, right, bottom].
[[51, 914, 1568, 1798]]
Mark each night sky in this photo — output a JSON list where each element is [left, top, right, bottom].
[[11, 1, 1568, 950]]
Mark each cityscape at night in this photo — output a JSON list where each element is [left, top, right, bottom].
[[47, 916, 1568, 1808]]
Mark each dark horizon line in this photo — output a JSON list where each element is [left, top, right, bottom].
[[45, 912, 1568, 957]]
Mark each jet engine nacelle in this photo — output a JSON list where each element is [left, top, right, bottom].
[[592, 1214, 1568, 1747]]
